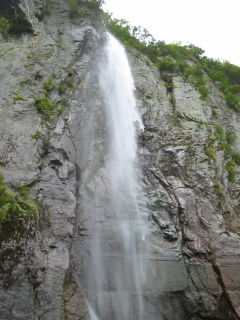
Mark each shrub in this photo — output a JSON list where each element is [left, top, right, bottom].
[[226, 160, 236, 182], [65, 76, 74, 88], [13, 95, 25, 102], [226, 130, 235, 145], [205, 147, 216, 161], [44, 77, 56, 92], [0, 173, 37, 224], [156, 57, 177, 72], [225, 92, 240, 111], [58, 82, 68, 94], [46, 0, 55, 15], [232, 152, 240, 165], [107, 18, 240, 113], [31, 131, 43, 140], [215, 125, 224, 140], [58, 76, 74, 94], [68, 0, 87, 19], [0, 16, 11, 40], [213, 184, 221, 193], [34, 97, 56, 119], [196, 85, 209, 100]]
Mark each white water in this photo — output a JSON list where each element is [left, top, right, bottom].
[[86, 33, 148, 319]]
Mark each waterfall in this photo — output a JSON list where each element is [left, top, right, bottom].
[[82, 32, 149, 320]]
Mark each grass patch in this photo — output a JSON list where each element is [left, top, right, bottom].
[[205, 146, 216, 161], [44, 77, 56, 92], [213, 183, 221, 194], [107, 18, 240, 110], [0, 16, 11, 40], [46, 0, 55, 15], [58, 76, 74, 94], [31, 131, 43, 140], [13, 95, 25, 102], [226, 130, 235, 145], [34, 97, 57, 119], [226, 160, 236, 182], [0, 173, 37, 224]]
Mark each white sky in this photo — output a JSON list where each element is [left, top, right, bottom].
[[103, 0, 240, 66]]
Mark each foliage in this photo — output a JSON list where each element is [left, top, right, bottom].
[[58, 82, 68, 94], [67, 0, 103, 19], [13, 95, 25, 102], [226, 130, 235, 145], [46, 0, 55, 15], [232, 152, 240, 165], [213, 184, 221, 194], [34, 97, 56, 119], [196, 85, 209, 100], [226, 160, 236, 182], [58, 75, 74, 94], [155, 57, 177, 72], [215, 125, 224, 140], [205, 147, 216, 161], [107, 18, 240, 109], [0, 173, 37, 224], [44, 77, 56, 92], [0, 16, 11, 40], [31, 130, 43, 140]]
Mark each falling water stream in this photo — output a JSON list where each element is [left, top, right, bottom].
[[83, 32, 149, 320]]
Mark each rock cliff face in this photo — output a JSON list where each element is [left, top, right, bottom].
[[0, 1, 240, 319]]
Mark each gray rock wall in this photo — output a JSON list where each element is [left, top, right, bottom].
[[129, 49, 240, 319], [0, 0, 102, 319]]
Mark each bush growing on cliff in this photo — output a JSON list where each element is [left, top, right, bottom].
[[226, 160, 236, 183], [68, 0, 102, 19], [232, 152, 240, 165], [34, 97, 56, 119], [205, 147, 216, 161], [44, 77, 56, 92], [107, 18, 240, 110], [0, 174, 37, 224], [0, 16, 11, 40], [156, 57, 177, 72]]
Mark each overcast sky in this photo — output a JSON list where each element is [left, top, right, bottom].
[[103, 0, 240, 66]]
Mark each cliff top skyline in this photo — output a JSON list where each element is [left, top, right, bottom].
[[103, 0, 240, 66]]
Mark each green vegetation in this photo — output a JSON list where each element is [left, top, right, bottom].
[[34, 97, 57, 119], [226, 130, 235, 145], [107, 18, 240, 109], [226, 160, 236, 182], [58, 75, 74, 94], [0, 16, 11, 40], [27, 50, 35, 59], [31, 130, 43, 140], [213, 183, 221, 194], [0, 173, 37, 224], [13, 95, 25, 102], [58, 82, 68, 94], [68, 0, 87, 19], [46, 0, 55, 15], [232, 152, 240, 165], [205, 146, 216, 161], [44, 77, 56, 92], [214, 124, 224, 149], [68, 0, 103, 19]]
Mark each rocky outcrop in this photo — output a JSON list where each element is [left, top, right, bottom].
[[0, 0, 240, 319], [0, 0, 47, 34], [0, 0, 101, 319], [129, 49, 240, 319]]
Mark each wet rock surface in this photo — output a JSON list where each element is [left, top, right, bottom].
[[129, 50, 240, 319]]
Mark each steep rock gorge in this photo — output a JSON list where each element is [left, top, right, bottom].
[[0, 0, 240, 319]]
